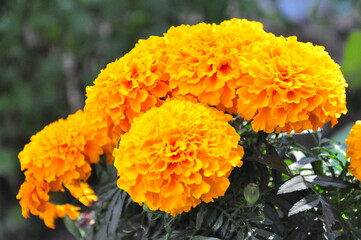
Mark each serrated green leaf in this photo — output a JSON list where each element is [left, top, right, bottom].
[[206, 209, 218, 228], [267, 193, 293, 215], [252, 227, 282, 240], [219, 218, 229, 238], [264, 204, 284, 234], [195, 206, 207, 230], [248, 216, 273, 225], [288, 157, 320, 170], [304, 175, 352, 188], [107, 191, 127, 238], [319, 197, 343, 240], [277, 175, 310, 195], [192, 236, 221, 240], [288, 194, 320, 216], [103, 189, 121, 239], [245, 154, 291, 175], [211, 214, 223, 233]]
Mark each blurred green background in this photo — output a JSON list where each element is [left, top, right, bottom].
[[1, 0, 360, 239]]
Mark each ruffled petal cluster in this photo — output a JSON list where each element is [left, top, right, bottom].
[[164, 19, 268, 112], [235, 35, 347, 133], [113, 99, 244, 215], [16, 110, 110, 228], [17, 178, 93, 228], [85, 36, 170, 142], [346, 120, 361, 181]]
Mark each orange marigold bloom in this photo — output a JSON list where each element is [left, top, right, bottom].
[[19, 110, 109, 187], [17, 110, 109, 227], [113, 98, 244, 215], [346, 120, 361, 181], [16, 178, 82, 228], [164, 18, 269, 112], [85, 35, 170, 142], [235, 35, 347, 133]]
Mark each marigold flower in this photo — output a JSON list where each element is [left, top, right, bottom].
[[235, 35, 347, 133], [346, 120, 361, 181], [17, 110, 109, 227], [164, 18, 269, 112], [16, 178, 82, 228], [19, 110, 110, 186], [113, 98, 244, 215], [85, 35, 170, 142]]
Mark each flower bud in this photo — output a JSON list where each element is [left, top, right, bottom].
[[243, 183, 260, 206]]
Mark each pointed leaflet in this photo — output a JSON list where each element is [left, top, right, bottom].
[[288, 157, 320, 171], [244, 154, 292, 175], [304, 175, 352, 188], [288, 194, 320, 216], [277, 175, 311, 195], [252, 228, 283, 240]]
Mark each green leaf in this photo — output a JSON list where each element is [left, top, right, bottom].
[[252, 228, 282, 240], [288, 194, 320, 216], [211, 214, 224, 233], [245, 154, 291, 175], [277, 175, 311, 195], [311, 161, 324, 176], [304, 175, 352, 188], [192, 236, 221, 240], [288, 157, 320, 171], [107, 191, 127, 237], [248, 215, 273, 225], [104, 189, 121, 239], [195, 205, 207, 230]]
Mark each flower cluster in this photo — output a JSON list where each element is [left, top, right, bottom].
[[113, 98, 244, 215], [346, 121, 361, 181], [18, 18, 348, 228], [16, 110, 111, 228], [85, 19, 347, 139]]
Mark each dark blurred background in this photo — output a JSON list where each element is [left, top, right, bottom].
[[1, 0, 360, 239]]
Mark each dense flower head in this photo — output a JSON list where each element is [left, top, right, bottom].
[[18, 110, 110, 186], [346, 120, 361, 181], [235, 35, 347, 133], [164, 18, 269, 112], [17, 110, 110, 228], [113, 98, 244, 215], [85, 35, 170, 142]]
